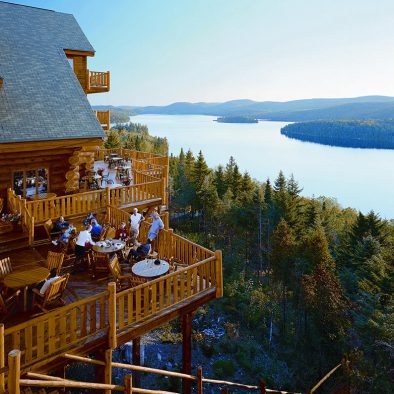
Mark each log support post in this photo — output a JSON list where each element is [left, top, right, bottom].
[[124, 374, 132, 393], [94, 349, 112, 394], [182, 313, 192, 394], [197, 367, 203, 394], [0, 324, 4, 393], [8, 350, 20, 394], [259, 379, 266, 394], [215, 250, 223, 298], [132, 337, 141, 387]]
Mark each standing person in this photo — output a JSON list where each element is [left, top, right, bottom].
[[74, 225, 95, 273], [148, 212, 164, 241], [129, 208, 144, 244]]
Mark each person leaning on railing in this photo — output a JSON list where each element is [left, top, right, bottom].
[[74, 225, 95, 273]]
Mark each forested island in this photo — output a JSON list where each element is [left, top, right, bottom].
[[216, 116, 258, 123], [281, 119, 394, 149]]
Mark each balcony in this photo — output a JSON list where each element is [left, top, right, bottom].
[[95, 110, 110, 130], [87, 70, 110, 94]]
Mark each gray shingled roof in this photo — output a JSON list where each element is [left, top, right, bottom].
[[0, 1, 105, 143]]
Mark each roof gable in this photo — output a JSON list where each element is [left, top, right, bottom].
[[0, 2, 105, 143]]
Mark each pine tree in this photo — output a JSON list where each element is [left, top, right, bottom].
[[184, 149, 195, 180], [302, 226, 335, 273], [214, 165, 227, 199], [231, 164, 243, 199], [104, 130, 121, 148], [224, 156, 236, 190]]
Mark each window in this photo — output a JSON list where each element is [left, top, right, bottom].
[[13, 168, 49, 197]]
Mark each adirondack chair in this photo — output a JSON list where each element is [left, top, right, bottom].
[[42, 251, 64, 275], [109, 255, 146, 290], [44, 219, 62, 241], [60, 236, 77, 264], [0, 257, 12, 281], [0, 288, 20, 314], [32, 274, 70, 312], [87, 250, 109, 278]]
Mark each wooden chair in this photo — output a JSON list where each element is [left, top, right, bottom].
[[42, 251, 64, 275], [87, 251, 109, 278], [0, 257, 12, 281], [105, 227, 116, 240], [32, 274, 70, 312], [109, 255, 146, 290], [44, 219, 62, 241], [60, 236, 77, 264], [0, 288, 20, 314]]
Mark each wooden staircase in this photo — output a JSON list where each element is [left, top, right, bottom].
[[0, 229, 29, 254]]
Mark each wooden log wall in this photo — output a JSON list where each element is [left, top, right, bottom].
[[0, 148, 77, 199]]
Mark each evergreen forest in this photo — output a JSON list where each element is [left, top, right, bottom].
[[166, 149, 393, 393]]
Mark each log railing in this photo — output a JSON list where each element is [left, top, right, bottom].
[[2, 290, 111, 370], [95, 110, 111, 131], [88, 70, 110, 91], [116, 256, 218, 330], [1, 249, 222, 374], [23, 181, 163, 224], [6, 190, 34, 246]]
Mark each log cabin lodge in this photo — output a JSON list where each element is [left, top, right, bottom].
[[0, 2, 226, 393]]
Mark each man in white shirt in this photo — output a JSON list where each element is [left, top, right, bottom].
[[129, 208, 144, 244], [74, 225, 95, 273]]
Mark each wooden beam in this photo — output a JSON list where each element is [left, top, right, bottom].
[[0, 138, 103, 154], [182, 313, 192, 394], [64, 49, 95, 57], [132, 337, 141, 387]]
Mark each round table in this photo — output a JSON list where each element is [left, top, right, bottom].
[[132, 259, 170, 279], [93, 239, 126, 254], [28, 192, 57, 200], [4, 266, 50, 312]]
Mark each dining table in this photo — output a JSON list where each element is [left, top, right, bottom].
[[4, 265, 50, 312], [132, 259, 170, 279], [28, 192, 57, 200], [93, 239, 126, 254]]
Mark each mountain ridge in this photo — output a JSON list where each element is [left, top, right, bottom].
[[93, 95, 394, 121]]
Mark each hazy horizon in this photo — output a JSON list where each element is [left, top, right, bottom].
[[14, 0, 394, 106], [92, 94, 394, 108]]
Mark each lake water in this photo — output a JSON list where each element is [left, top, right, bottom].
[[132, 114, 394, 219]]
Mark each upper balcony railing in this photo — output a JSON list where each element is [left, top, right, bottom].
[[95, 110, 111, 130], [87, 70, 110, 94]]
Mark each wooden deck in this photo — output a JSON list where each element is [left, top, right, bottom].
[[0, 211, 223, 380]]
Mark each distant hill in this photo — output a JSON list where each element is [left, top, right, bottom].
[[281, 119, 394, 149], [94, 96, 394, 121]]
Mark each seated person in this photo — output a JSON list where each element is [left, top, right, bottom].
[[52, 216, 69, 233], [52, 224, 76, 246], [126, 240, 152, 263], [90, 219, 102, 241], [115, 222, 129, 242], [83, 212, 96, 226], [37, 269, 60, 294]]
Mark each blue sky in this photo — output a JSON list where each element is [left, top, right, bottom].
[[10, 0, 394, 105]]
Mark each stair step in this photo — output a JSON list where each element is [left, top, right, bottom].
[[0, 229, 29, 254]]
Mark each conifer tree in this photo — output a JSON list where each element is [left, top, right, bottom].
[[104, 130, 121, 148], [214, 165, 227, 199]]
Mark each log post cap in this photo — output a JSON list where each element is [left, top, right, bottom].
[[8, 349, 21, 358]]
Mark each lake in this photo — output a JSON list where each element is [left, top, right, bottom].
[[132, 114, 394, 219]]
